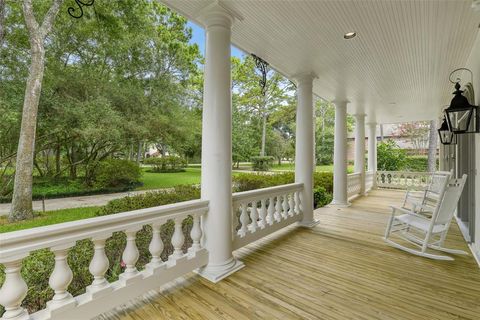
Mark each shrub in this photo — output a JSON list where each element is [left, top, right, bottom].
[[144, 156, 187, 173], [96, 185, 200, 216], [403, 155, 438, 172], [313, 186, 332, 208], [233, 171, 333, 193], [251, 156, 274, 171], [92, 159, 142, 189], [377, 140, 407, 171]]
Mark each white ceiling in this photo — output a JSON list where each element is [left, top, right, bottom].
[[161, 0, 480, 124]]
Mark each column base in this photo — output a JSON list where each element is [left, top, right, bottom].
[[330, 200, 351, 207], [298, 219, 320, 228], [194, 258, 244, 283]]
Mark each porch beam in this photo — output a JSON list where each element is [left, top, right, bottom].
[[331, 100, 350, 206], [195, 3, 243, 283], [354, 114, 366, 195], [294, 73, 320, 227]]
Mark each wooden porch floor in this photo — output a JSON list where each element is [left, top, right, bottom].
[[98, 189, 480, 320]]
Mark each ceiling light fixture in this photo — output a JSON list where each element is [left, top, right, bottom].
[[343, 31, 357, 40]]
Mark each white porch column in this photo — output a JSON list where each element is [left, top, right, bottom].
[[354, 114, 366, 195], [295, 73, 319, 227], [331, 101, 350, 206], [196, 4, 243, 283], [367, 122, 377, 187]]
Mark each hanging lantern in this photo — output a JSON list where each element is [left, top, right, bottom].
[[444, 68, 479, 134], [438, 117, 456, 145], [444, 82, 478, 133]]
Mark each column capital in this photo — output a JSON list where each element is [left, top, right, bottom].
[[353, 113, 366, 120], [196, 1, 243, 28], [292, 72, 318, 84], [332, 99, 349, 109]]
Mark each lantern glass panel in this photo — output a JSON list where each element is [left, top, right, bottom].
[[446, 106, 474, 133]]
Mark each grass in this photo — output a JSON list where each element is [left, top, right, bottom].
[[0, 206, 99, 233], [136, 167, 202, 190], [237, 162, 354, 173]]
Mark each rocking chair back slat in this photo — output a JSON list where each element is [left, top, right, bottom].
[[434, 175, 468, 225]]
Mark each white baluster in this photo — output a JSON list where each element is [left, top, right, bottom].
[[288, 193, 294, 216], [148, 223, 164, 266], [249, 201, 258, 233], [86, 235, 112, 298], [258, 199, 267, 228], [47, 244, 75, 312], [0, 258, 28, 320], [239, 203, 249, 236], [119, 228, 142, 285], [89, 237, 110, 290], [170, 218, 185, 260], [282, 194, 288, 218], [294, 191, 301, 214], [275, 195, 282, 221], [267, 197, 274, 225], [190, 214, 202, 252]]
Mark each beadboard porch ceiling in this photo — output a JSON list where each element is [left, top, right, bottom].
[[160, 0, 480, 124]]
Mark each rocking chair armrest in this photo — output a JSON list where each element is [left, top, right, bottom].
[[389, 205, 431, 221]]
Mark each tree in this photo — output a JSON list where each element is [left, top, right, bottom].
[[395, 121, 430, 154], [233, 56, 294, 157], [427, 119, 438, 171], [10, 0, 64, 221]]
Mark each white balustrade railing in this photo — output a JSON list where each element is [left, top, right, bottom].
[[376, 171, 431, 190], [232, 183, 304, 249], [347, 172, 362, 199], [0, 200, 208, 320], [365, 171, 374, 191]]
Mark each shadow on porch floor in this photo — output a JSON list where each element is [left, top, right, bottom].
[[97, 189, 480, 320]]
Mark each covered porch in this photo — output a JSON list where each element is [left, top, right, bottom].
[[1, 1, 480, 319], [99, 189, 480, 320]]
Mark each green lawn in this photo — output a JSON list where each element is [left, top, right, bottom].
[[136, 167, 202, 190], [238, 162, 354, 173], [0, 207, 99, 233]]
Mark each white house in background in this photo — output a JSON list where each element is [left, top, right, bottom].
[[0, 1, 479, 319]]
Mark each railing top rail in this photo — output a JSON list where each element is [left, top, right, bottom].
[[232, 183, 303, 203], [347, 172, 362, 177], [376, 170, 433, 175], [0, 199, 209, 261]]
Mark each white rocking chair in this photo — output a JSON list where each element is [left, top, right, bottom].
[[402, 170, 452, 214], [384, 174, 468, 260]]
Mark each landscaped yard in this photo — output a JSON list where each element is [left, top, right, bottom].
[[137, 167, 202, 190], [0, 207, 99, 233]]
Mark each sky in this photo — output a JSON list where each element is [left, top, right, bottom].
[[187, 21, 246, 58]]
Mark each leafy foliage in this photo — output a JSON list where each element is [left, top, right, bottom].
[[143, 156, 187, 173], [377, 140, 407, 171], [92, 159, 142, 189], [251, 156, 274, 171]]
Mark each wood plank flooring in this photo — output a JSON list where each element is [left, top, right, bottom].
[[98, 189, 480, 320]]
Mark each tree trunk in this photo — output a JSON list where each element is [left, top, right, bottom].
[[427, 119, 438, 172], [10, 0, 64, 222], [0, 0, 5, 46], [136, 141, 142, 164], [10, 42, 44, 221], [260, 114, 267, 156], [55, 141, 61, 176]]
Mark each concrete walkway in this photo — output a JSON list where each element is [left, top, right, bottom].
[[0, 189, 167, 216]]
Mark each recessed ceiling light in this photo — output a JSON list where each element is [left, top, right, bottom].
[[343, 31, 357, 39]]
